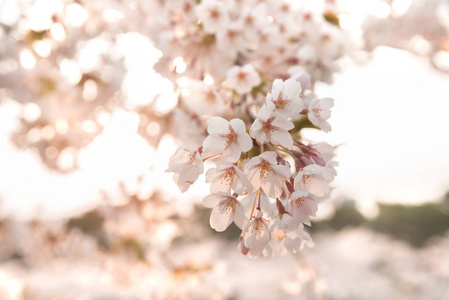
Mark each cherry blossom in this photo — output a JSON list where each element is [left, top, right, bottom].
[[294, 164, 333, 197], [166, 146, 204, 192], [246, 151, 291, 199], [249, 102, 294, 149], [202, 193, 246, 232], [307, 97, 334, 132], [202, 117, 253, 162], [205, 161, 251, 195], [224, 64, 261, 95], [195, 0, 230, 34], [290, 71, 311, 91], [242, 210, 271, 256], [288, 190, 318, 226], [271, 224, 314, 255], [266, 78, 304, 118]]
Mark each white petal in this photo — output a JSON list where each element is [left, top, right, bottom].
[[210, 204, 233, 232], [233, 202, 246, 229], [258, 151, 277, 165], [319, 97, 334, 109], [271, 164, 291, 180], [230, 118, 247, 135], [271, 114, 294, 130], [247, 166, 262, 191], [261, 171, 284, 198], [278, 98, 304, 118], [202, 193, 222, 208], [244, 219, 271, 249], [283, 78, 302, 99], [232, 167, 251, 194], [202, 134, 227, 157], [270, 130, 293, 149], [207, 116, 230, 134], [257, 102, 275, 121], [205, 167, 220, 183], [270, 79, 283, 100]]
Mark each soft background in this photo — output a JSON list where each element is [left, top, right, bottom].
[[1, 0, 449, 299]]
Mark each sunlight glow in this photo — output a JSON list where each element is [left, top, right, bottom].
[[19, 49, 36, 70]]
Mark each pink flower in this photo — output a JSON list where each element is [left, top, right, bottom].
[[290, 71, 311, 91], [242, 210, 271, 255], [224, 64, 261, 95], [307, 97, 334, 132], [195, 0, 230, 34], [294, 164, 333, 197], [249, 102, 294, 149], [165, 146, 204, 192], [246, 151, 291, 198], [288, 189, 318, 226], [271, 224, 314, 255], [202, 117, 253, 162], [205, 161, 252, 195], [266, 78, 304, 118], [202, 193, 246, 232]]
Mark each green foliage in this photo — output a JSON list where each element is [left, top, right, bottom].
[[312, 200, 449, 248], [368, 203, 449, 247]]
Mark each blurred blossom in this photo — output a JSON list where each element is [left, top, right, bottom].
[[0, 0, 448, 299]]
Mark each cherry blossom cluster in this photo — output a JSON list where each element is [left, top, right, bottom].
[[167, 77, 337, 257], [153, 0, 355, 84]]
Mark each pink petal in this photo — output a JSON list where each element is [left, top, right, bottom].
[[210, 204, 233, 232]]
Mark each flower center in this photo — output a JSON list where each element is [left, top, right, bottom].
[[302, 174, 314, 185], [222, 168, 235, 184], [250, 219, 264, 234], [210, 9, 220, 19], [274, 93, 288, 108], [273, 231, 287, 241], [261, 119, 274, 135], [259, 160, 272, 179], [312, 107, 320, 118], [222, 198, 236, 215], [237, 71, 247, 81], [293, 197, 304, 207], [188, 151, 199, 165], [224, 130, 238, 145]]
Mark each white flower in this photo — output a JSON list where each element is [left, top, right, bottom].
[[250, 102, 294, 149], [307, 97, 334, 132], [242, 210, 271, 255], [290, 71, 311, 91], [216, 21, 246, 54], [205, 161, 251, 195], [239, 3, 269, 41], [165, 146, 204, 192], [272, 224, 314, 255], [246, 151, 291, 198], [294, 164, 333, 197], [202, 192, 246, 232], [271, 211, 299, 232], [202, 117, 253, 162], [241, 191, 277, 219], [326, 160, 338, 179], [288, 189, 318, 226], [311, 142, 336, 161], [266, 78, 304, 118], [224, 64, 261, 95], [181, 79, 225, 116], [195, 0, 230, 34]]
